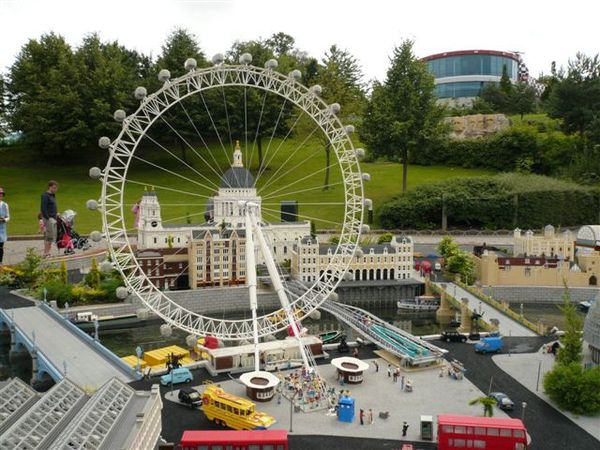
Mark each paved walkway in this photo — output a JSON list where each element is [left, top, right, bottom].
[[493, 349, 600, 441], [437, 282, 537, 337], [9, 306, 133, 389]]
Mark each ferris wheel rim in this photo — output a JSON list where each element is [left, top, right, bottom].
[[99, 62, 364, 340]]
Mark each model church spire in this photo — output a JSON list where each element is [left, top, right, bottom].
[[232, 140, 243, 168]]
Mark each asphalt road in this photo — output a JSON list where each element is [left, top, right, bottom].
[[438, 337, 599, 450]]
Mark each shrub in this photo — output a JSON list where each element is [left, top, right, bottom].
[[40, 281, 73, 307], [377, 233, 393, 244], [379, 173, 600, 230], [544, 363, 600, 416]]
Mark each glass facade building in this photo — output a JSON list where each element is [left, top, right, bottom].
[[423, 50, 520, 101]]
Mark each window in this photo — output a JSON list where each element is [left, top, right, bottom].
[[473, 440, 486, 448], [452, 439, 466, 447], [513, 429, 525, 438], [524, 267, 531, 277], [474, 427, 486, 435], [454, 426, 466, 434], [500, 428, 512, 437], [487, 428, 499, 436]]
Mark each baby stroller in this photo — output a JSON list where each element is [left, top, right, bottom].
[[56, 210, 91, 254]]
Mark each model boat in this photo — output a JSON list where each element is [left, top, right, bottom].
[[397, 295, 440, 312]]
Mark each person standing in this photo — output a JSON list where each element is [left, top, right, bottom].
[[387, 364, 391, 378], [402, 421, 409, 437], [0, 188, 9, 264], [359, 408, 364, 425], [368, 408, 373, 424], [373, 360, 379, 372], [41, 181, 58, 257], [401, 375, 405, 391]]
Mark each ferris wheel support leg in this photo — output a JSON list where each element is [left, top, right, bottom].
[[245, 211, 260, 372], [248, 208, 310, 369]]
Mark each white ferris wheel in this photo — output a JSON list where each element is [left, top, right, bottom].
[[88, 53, 367, 345]]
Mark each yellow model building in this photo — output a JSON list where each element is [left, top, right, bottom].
[[200, 384, 276, 430]]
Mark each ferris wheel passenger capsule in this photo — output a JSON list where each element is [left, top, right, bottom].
[[355, 148, 366, 158], [212, 53, 224, 65], [90, 231, 103, 242], [116, 287, 129, 300], [355, 248, 364, 258], [329, 103, 341, 115], [86, 199, 98, 211], [100, 260, 114, 273], [98, 137, 111, 149], [362, 173, 371, 182], [184, 58, 197, 71], [288, 69, 302, 80], [361, 224, 371, 233], [158, 69, 171, 82], [239, 53, 252, 65], [345, 125, 355, 134], [134, 86, 147, 100], [309, 85, 322, 96], [265, 59, 278, 69], [363, 198, 373, 209], [113, 109, 126, 122], [89, 167, 102, 179]]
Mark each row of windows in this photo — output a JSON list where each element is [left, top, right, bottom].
[[427, 55, 518, 79], [187, 444, 285, 450], [434, 81, 497, 99], [442, 425, 525, 438]]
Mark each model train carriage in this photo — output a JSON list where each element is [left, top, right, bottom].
[[201, 384, 276, 430]]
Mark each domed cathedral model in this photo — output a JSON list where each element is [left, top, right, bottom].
[[135, 141, 310, 289]]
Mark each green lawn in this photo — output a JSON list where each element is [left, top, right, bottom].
[[0, 138, 493, 235]]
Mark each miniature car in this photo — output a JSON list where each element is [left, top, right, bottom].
[[160, 367, 193, 386], [488, 392, 514, 410], [440, 331, 467, 343], [178, 387, 202, 407], [475, 336, 503, 353]]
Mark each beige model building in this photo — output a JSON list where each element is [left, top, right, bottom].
[[513, 225, 574, 260], [475, 225, 600, 286], [291, 235, 414, 283]]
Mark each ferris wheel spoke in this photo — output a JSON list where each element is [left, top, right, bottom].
[[261, 162, 337, 199], [258, 137, 326, 194], [125, 178, 212, 200], [198, 89, 242, 188], [221, 86, 234, 151], [260, 181, 345, 201], [156, 116, 222, 191], [261, 206, 343, 228], [254, 108, 307, 186], [130, 155, 217, 194], [262, 202, 346, 206], [255, 96, 289, 181], [247, 89, 269, 181], [177, 100, 229, 181]]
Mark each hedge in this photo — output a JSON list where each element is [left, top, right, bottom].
[[379, 173, 600, 229]]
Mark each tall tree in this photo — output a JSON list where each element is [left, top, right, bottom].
[[556, 287, 583, 366], [7, 33, 84, 157], [316, 45, 366, 189], [155, 28, 210, 162], [265, 32, 295, 57], [360, 39, 446, 192], [0, 75, 7, 137]]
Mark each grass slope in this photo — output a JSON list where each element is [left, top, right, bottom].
[[0, 138, 493, 234]]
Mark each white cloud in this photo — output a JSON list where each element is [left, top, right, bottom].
[[1, 0, 599, 80]]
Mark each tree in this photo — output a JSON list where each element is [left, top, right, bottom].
[[315, 45, 366, 189], [7, 33, 84, 157], [544, 363, 600, 415], [155, 28, 210, 162], [556, 286, 583, 365], [469, 396, 496, 417], [59, 261, 68, 285], [377, 233, 393, 244], [0, 75, 7, 137], [445, 251, 475, 284], [548, 52, 600, 139], [437, 236, 459, 260], [86, 257, 101, 289], [499, 64, 512, 95], [360, 39, 446, 192], [512, 82, 537, 119], [265, 32, 295, 57]]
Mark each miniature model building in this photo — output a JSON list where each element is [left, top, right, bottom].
[[474, 224, 600, 287], [291, 235, 414, 282], [135, 141, 310, 289], [513, 225, 575, 260]]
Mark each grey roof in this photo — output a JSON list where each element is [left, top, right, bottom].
[[142, 191, 157, 197], [191, 228, 246, 240], [220, 166, 255, 189]]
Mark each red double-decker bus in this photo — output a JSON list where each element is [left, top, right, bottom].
[[179, 429, 288, 450], [438, 415, 528, 450]]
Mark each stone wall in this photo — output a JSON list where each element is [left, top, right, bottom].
[[445, 113, 510, 140], [482, 286, 600, 304]]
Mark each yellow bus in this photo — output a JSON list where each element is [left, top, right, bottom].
[[200, 385, 276, 430]]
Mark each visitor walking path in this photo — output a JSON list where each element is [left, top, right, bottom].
[[493, 349, 600, 441], [436, 282, 538, 337]]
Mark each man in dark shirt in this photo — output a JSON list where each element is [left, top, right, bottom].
[[41, 180, 58, 257]]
